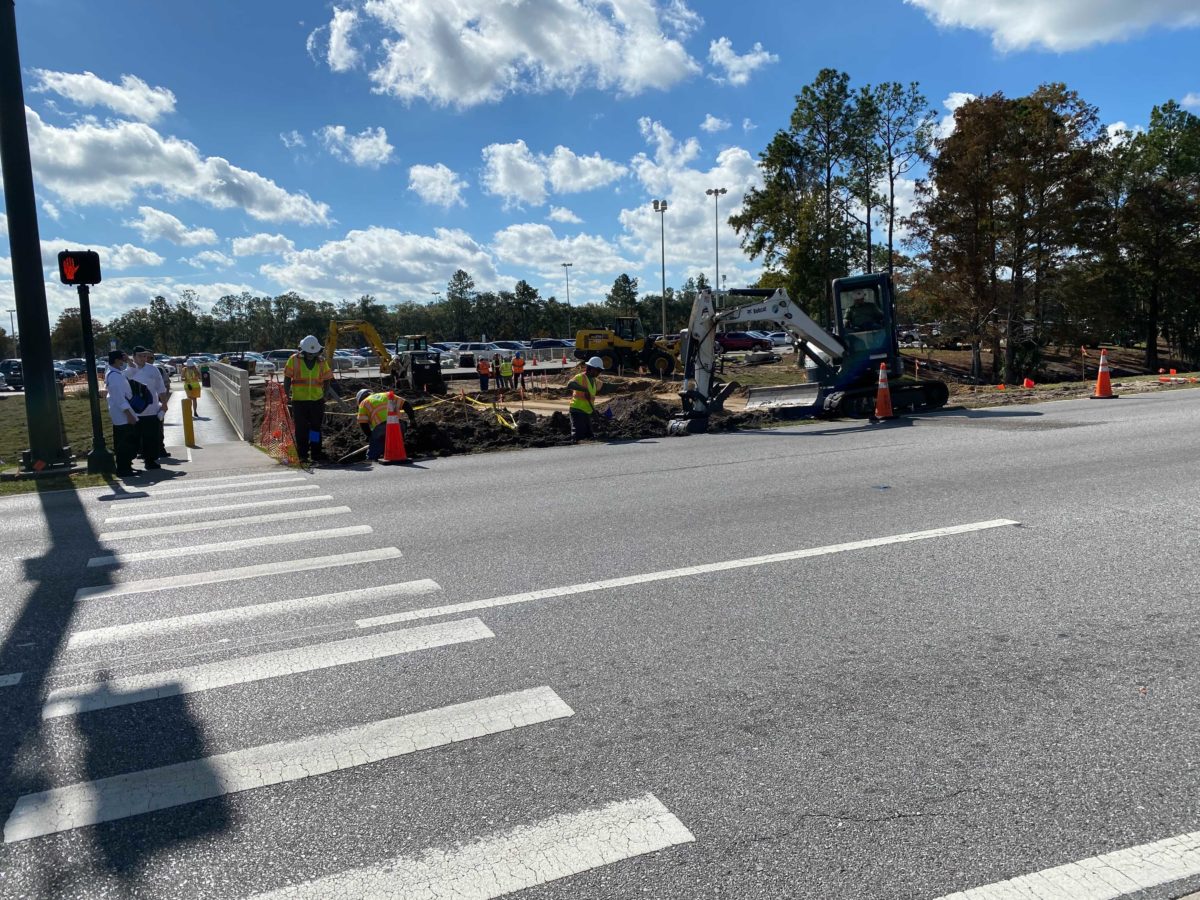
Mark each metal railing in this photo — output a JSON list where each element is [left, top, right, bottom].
[[208, 361, 253, 440]]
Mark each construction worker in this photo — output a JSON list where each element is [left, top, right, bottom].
[[498, 355, 514, 391], [356, 389, 415, 461], [512, 353, 526, 390], [569, 356, 603, 442], [476, 355, 491, 392], [283, 335, 335, 463]]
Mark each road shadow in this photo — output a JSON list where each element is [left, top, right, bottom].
[[0, 477, 226, 893], [727, 418, 917, 438], [912, 406, 1044, 420], [72, 677, 229, 877]]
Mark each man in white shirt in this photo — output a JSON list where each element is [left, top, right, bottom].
[[128, 345, 168, 469], [104, 349, 140, 476]]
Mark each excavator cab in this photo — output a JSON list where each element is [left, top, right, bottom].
[[832, 274, 900, 387], [611, 317, 644, 342]]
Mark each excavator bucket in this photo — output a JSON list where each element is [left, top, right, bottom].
[[744, 383, 821, 411]]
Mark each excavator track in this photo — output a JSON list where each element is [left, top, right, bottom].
[[832, 379, 950, 418]]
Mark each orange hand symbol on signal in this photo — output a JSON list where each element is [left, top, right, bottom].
[[62, 257, 79, 281]]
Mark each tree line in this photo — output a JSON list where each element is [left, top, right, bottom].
[[44, 270, 720, 358], [732, 69, 1200, 380]]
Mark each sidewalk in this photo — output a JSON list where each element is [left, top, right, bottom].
[[161, 388, 281, 476]]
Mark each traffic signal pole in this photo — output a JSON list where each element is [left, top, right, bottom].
[[0, 1, 70, 470]]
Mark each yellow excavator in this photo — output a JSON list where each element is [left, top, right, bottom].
[[326, 320, 446, 393], [574, 316, 679, 376]]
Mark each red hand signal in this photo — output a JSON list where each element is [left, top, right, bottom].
[[62, 256, 79, 281]]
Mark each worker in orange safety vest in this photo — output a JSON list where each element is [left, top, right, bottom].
[[476, 356, 491, 392]]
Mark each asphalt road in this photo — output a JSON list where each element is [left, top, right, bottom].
[[1, 389, 1198, 899]]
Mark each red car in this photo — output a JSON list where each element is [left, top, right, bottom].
[[715, 331, 772, 352]]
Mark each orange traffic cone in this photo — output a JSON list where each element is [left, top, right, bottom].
[[381, 392, 408, 463], [873, 363, 895, 420], [1091, 349, 1118, 399], [1022, 377, 1035, 388]]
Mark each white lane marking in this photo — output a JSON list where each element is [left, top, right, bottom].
[[252, 792, 693, 899], [358, 519, 1021, 629], [0, 672, 23, 689], [67, 579, 440, 651], [123, 474, 305, 496], [103, 483, 320, 511], [44, 619, 492, 719], [74, 547, 403, 602], [124, 471, 302, 489], [106, 494, 334, 524], [6, 686, 572, 843], [98, 506, 352, 541], [88, 524, 373, 567], [935, 828, 1200, 899]]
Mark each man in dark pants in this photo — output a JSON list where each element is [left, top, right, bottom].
[[568, 356, 603, 442], [128, 346, 166, 470], [283, 334, 335, 463], [103, 349, 140, 476]]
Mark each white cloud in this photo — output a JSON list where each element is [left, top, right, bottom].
[[125, 206, 218, 246], [481, 141, 627, 207], [26, 108, 331, 225], [1105, 121, 1146, 146], [188, 250, 234, 269], [620, 119, 763, 290], [320, 125, 394, 168], [545, 146, 627, 193], [31, 70, 176, 123], [481, 141, 548, 207], [232, 233, 297, 257], [548, 206, 582, 224], [707, 37, 777, 86], [1183, 92, 1200, 110], [318, 0, 701, 108], [280, 130, 307, 149], [408, 163, 468, 207], [492, 223, 638, 299], [700, 114, 730, 133], [307, 7, 362, 72], [742, 118, 756, 132], [259, 226, 499, 299], [936, 92, 977, 139], [906, 0, 1200, 51], [41, 200, 61, 221]]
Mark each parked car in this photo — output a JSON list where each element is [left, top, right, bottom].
[[264, 349, 298, 365], [63, 357, 88, 373], [242, 352, 277, 375], [454, 342, 514, 368], [491, 341, 526, 354], [0, 358, 24, 390], [333, 349, 367, 367], [765, 331, 794, 347], [715, 332, 772, 352]]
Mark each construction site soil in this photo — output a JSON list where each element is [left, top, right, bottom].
[[250, 363, 1199, 464]]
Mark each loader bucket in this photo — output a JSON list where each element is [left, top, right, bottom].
[[744, 383, 821, 411]]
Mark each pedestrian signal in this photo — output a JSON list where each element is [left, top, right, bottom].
[[57, 250, 102, 285]]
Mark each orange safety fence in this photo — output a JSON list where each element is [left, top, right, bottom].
[[259, 377, 299, 465]]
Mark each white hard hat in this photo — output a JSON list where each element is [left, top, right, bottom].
[[299, 335, 322, 354], [585, 356, 604, 368], [356, 389, 371, 405]]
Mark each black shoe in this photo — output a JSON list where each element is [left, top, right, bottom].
[[144, 462, 162, 470], [115, 468, 138, 477]]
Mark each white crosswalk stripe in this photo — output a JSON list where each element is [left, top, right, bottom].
[[74, 547, 403, 601], [97, 505, 352, 541], [106, 493, 335, 523], [251, 793, 694, 899], [126, 474, 306, 496], [6, 686, 573, 843], [43, 619, 493, 719], [66, 579, 440, 650], [101, 483, 320, 511], [88, 524, 373, 567]]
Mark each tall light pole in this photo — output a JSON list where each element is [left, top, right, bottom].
[[561, 262, 573, 337], [5, 307, 15, 352], [652, 200, 668, 335], [705, 187, 727, 305]]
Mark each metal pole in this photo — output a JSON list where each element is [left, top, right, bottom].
[[0, 0, 70, 469], [76, 285, 113, 473], [654, 201, 668, 336], [562, 262, 572, 337]]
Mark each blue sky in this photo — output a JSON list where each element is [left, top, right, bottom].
[[2, 0, 1198, 323]]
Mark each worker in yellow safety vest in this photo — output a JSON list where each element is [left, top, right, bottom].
[[498, 355, 514, 391], [283, 334, 336, 463], [357, 389, 415, 461], [568, 356, 604, 442]]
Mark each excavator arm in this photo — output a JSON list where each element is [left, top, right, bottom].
[[326, 320, 394, 369], [679, 288, 845, 418]]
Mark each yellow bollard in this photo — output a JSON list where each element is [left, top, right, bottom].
[[182, 398, 196, 448]]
